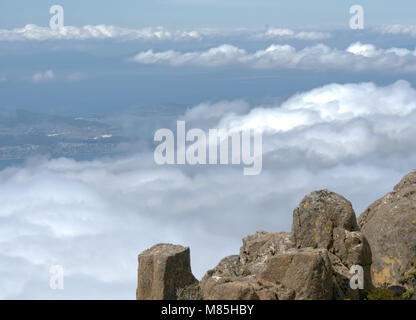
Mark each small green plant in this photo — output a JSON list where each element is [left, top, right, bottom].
[[366, 287, 402, 300], [402, 268, 416, 283], [402, 289, 414, 300]]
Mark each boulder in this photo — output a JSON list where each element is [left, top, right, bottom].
[[240, 231, 294, 265], [200, 247, 333, 300], [200, 255, 294, 300], [136, 243, 197, 300], [293, 190, 359, 249], [359, 170, 416, 286], [256, 248, 334, 300], [293, 190, 373, 296]]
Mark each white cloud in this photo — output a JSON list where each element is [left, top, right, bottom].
[[258, 27, 331, 40], [2, 81, 416, 299], [377, 24, 416, 37], [32, 70, 55, 83], [131, 42, 416, 73], [0, 24, 330, 42], [0, 24, 210, 42], [216, 80, 416, 163], [132, 44, 247, 67]]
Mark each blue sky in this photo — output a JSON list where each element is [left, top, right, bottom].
[[1, 0, 415, 29]]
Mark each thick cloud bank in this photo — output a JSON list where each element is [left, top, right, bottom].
[[131, 42, 416, 73], [1, 81, 416, 299]]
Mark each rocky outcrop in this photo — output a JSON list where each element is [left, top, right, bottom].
[[136, 244, 197, 300], [359, 170, 416, 287], [138, 168, 416, 300], [198, 190, 372, 300]]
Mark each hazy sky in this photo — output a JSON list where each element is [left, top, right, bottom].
[[1, 0, 415, 29]]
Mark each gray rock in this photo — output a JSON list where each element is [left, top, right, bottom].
[[292, 190, 373, 296], [200, 255, 294, 300], [136, 243, 197, 300], [293, 190, 359, 249], [240, 231, 294, 265], [256, 248, 334, 300], [359, 170, 416, 286]]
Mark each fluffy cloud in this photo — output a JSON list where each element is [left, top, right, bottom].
[[0, 24, 208, 41], [257, 27, 331, 40], [131, 42, 416, 73], [217, 80, 416, 164], [2, 81, 416, 299]]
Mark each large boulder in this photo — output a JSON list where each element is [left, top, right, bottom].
[[293, 190, 373, 297], [293, 190, 359, 249], [136, 244, 198, 300], [359, 170, 416, 286], [256, 248, 334, 300]]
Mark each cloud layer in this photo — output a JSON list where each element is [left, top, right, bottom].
[[216, 80, 416, 164], [0, 25, 332, 42], [377, 24, 416, 37], [2, 81, 416, 299], [131, 42, 416, 73], [256, 27, 331, 40], [0, 24, 207, 41]]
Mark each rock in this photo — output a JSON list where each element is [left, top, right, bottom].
[[387, 285, 407, 297], [293, 190, 373, 297], [200, 255, 294, 300], [358, 170, 416, 286], [177, 283, 203, 300], [138, 188, 379, 300], [256, 248, 334, 300], [201, 248, 333, 300], [293, 190, 359, 249], [136, 243, 198, 300], [328, 252, 372, 300], [332, 229, 372, 268], [201, 278, 261, 300], [199, 255, 257, 300], [292, 190, 373, 299], [240, 231, 294, 265]]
